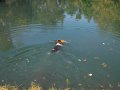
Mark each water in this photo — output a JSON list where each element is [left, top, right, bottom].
[[0, 0, 120, 89]]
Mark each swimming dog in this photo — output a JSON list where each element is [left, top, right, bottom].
[[51, 40, 65, 53]]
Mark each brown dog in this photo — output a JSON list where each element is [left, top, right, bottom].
[[51, 40, 65, 53]]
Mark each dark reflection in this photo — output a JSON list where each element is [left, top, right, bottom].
[[0, 0, 120, 50], [0, 1, 120, 49], [0, 1, 120, 26], [0, 0, 120, 28]]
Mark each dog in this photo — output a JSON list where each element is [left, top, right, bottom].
[[51, 40, 65, 53]]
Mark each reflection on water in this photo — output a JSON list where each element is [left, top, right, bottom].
[[0, 0, 120, 89]]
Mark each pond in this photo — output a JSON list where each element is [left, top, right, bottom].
[[0, 0, 120, 89]]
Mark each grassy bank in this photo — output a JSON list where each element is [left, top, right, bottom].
[[0, 82, 42, 90], [0, 82, 71, 90], [0, 82, 120, 90]]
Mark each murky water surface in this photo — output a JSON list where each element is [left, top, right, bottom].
[[0, 0, 120, 89]]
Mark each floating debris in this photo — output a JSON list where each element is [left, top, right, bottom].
[[101, 63, 108, 68], [83, 59, 87, 62], [88, 73, 93, 77], [78, 59, 82, 62], [102, 42, 105, 45], [26, 58, 30, 63], [47, 52, 51, 55]]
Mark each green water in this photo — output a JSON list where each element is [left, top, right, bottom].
[[0, 0, 120, 89]]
